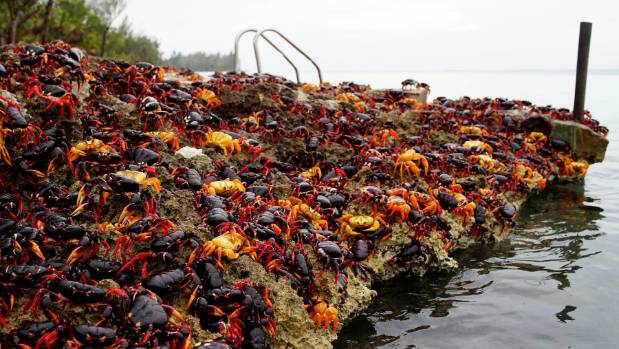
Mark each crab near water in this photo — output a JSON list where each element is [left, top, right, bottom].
[[0, 41, 606, 348]]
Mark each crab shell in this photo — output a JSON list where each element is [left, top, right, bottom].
[[204, 178, 245, 196]]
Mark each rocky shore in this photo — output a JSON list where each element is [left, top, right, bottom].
[[0, 42, 607, 348]]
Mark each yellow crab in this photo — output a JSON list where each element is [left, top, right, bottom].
[[523, 132, 548, 153], [564, 160, 589, 178], [479, 187, 494, 197], [0, 123, 10, 165], [146, 131, 180, 151], [398, 98, 419, 108], [469, 154, 505, 173], [203, 131, 241, 156], [463, 140, 493, 154], [67, 139, 116, 176], [195, 87, 221, 108], [458, 126, 487, 136], [203, 178, 245, 196], [299, 166, 322, 184], [189, 229, 254, 268], [113, 170, 161, 192], [394, 149, 429, 181], [289, 197, 328, 230], [526, 131, 548, 143], [337, 214, 386, 238], [513, 164, 546, 190], [335, 92, 360, 104], [353, 101, 367, 113], [302, 83, 319, 92]]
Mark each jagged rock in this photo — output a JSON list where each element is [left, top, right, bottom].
[[518, 113, 608, 163], [521, 114, 553, 135], [551, 120, 609, 163], [225, 256, 334, 349]]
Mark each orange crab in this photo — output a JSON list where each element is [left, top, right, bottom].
[[451, 192, 477, 226], [385, 195, 411, 222], [146, 131, 180, 151], [526, 131, 548, 143], [195, 87, 221, 108], [353, 100, 367, 113], [458, 125, 488, 136], [302, 83, 319, 92], [370, 129, 399, 147], [309, 297, 339, 333], [239, 112, 262, 132], [411, 191, 442, 215], [394, 149, 429, 181], [397, 97, 419, 108]]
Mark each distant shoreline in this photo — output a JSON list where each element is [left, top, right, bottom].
[[200, 69, 619, 75]]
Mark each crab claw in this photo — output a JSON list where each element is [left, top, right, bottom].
[[185, 286, 200, 312], [163, 304, 185, 323], [142, 177, 161, 192], [29, 241, 45, 260], [70, 203, 89, 217], [66, 246, 85, 265]]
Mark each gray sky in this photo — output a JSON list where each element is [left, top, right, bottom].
[[124, 0, 618, 72]]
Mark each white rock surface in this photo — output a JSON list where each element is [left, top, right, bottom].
[[175, 146, 204, 158]]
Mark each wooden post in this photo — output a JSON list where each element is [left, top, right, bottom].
[[573, 22, 592, 121]]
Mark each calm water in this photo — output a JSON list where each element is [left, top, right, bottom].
[[324, 71, 619, 348]]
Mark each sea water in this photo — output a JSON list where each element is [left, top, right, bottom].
[[327, 70, 619, 348]]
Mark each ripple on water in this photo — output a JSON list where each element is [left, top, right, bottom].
[[334, 181, 618, 349], [334, 72, 619, 349]]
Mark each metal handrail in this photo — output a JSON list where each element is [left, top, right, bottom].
[[253, 29, 323, 84], [233, 28, 300, 83], [233, 29, 256, 72]]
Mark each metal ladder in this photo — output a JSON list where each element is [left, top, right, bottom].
[[233, 28, 323, 84]]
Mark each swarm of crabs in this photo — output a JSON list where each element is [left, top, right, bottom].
[[0, 41, 606, 349]]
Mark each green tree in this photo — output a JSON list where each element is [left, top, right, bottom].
[[106, 17, 160, 63], [162, 51, 234, 72], [88, 0, 125, 56], [0, 0, 228, 68], [0, 0, 42, 44], [40, 0, 54, 43]]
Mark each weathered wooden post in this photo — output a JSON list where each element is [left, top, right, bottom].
[[573, 22, 592, 121]]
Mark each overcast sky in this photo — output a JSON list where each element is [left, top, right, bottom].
[[124, 0, 618, 72]]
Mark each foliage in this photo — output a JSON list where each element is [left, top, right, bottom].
[[161, 51, 234, 72], [88, 0, 125, 55], [0, 0, 231, 69]]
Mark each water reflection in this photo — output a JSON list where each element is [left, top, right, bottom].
[[555, 305, 577, 323], [334, 184, 605, 349]]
